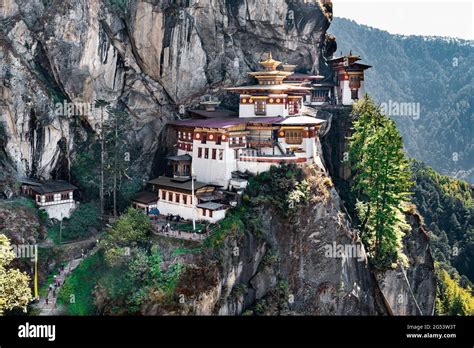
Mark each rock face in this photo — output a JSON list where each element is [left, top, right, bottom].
[[0, 0, 334, 180], [320, 105, 437, 316], [376, 211, 436, 315]]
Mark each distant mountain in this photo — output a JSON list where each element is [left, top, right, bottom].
[[329, 17, 474, 183], [411, 160, 474, 285]]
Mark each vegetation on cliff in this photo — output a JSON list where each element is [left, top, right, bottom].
[[71, 104, 143, 215], [48, 203, 102, 243], [0, 234, 32, 315], [58, 208, 184, 315], [348, 96, 412, 269]]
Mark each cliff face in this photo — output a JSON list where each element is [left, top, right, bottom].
[[0, 0, 334, 180]]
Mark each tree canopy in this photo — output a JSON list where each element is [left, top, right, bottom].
[[348, 95, 412, 269]]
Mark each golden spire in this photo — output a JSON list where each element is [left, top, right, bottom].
[[259, 52, 281, 71]]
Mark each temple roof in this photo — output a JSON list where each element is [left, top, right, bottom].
[[278, 116, 326, 125], [167, 154, 192, 162], [188, 109, 237, 119], [196, 202, 227, 210], [345, 62, 372, 70], [258, 52, 282, 71], [131, 191, 158, 204], [20, 179, 77, 194], [148, 176, 218, 192], [170, 115, 326, 128], [170, 118, 246, 129], [284, 73, 325, 81], [226, 84, 311, 91]]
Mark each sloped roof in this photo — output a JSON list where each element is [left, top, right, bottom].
[[167, 154, 192, 162], [148, 176, 218, 192], [278, 116, 326, 125], [170, 118, 246, 129], [20, 179, 77, 194], [197, 202, 227, 210], [188, 109, 237, 119], [131, 191, 158, 204]]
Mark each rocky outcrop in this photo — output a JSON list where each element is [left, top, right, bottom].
[[1, 0, 335, 181], [376, 211, 436, 315], [140, 168, 377, 315]]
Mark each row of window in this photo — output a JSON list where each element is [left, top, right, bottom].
[[178, 131, 193, 140], [285, 130, 303, 145], [178, 142, 193, 151], [160, 190, 191, 205], [251, 100, 301, 116], [197, 148, 225, 160], [201, 209, 213, 218], [36, 193, 71, 203], [197, 133, 223, 145]]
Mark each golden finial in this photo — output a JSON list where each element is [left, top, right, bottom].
[[259, 52, 281, 71]]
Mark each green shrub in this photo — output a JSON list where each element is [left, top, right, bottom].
[[60, 202, 101, 241]]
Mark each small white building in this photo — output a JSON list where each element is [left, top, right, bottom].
[[148, 176, 228, 224], [20, 179, 77, 220], [131, 191, 159, 213]]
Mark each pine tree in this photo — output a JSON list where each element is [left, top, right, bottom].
[[102, 105, 132, 217], [349, 95, 412, 268]]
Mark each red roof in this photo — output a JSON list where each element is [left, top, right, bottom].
[[188, 109, 237, 119], [170, 116, 286, 129]]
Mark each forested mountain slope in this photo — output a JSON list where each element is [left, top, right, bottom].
[[329, 17, 474, 183]]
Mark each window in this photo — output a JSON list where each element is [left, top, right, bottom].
[[219, 149, 224, 160], [255, 100, 266, 115], [204, 148, 209, 159], [216, 135, 221, 145], [212, 148, 217, 160], [161, 190, 166, 200], [285, 130, 303, 144], [45, 194, 54, 202], [61, 193, 69, 200], [175, 194, 180, 203], [183, 195, 187, 205], [351, 89, 358, 100], [288, 100, 295, 115], [209, 210, 213, 218], [201, 133, 207, 144], [198, 147, 202, 158]]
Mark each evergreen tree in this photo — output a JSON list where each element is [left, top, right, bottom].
[[102, 106, 132, 217], [349, 95, 412, 268]]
